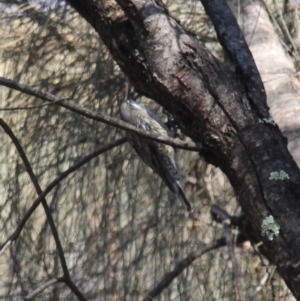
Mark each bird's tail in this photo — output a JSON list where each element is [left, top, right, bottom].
[[124, 80, 131, 101], [176, 183, 192, 211]]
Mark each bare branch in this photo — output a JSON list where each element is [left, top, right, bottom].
[[0, 117, 69, 274], [222, 220, 244, 301], [0, 98, 63, 111], [0, 118, 89, 301], [200, 0, 268, 118], [0, 125, 126, 253], [143, 238, 226, 301], [57, 277, 89, 301], [24, 276, 89, 301], [24, 278, 58, 300], [0, 76, 202, 151], [0, 240, 12, 257]]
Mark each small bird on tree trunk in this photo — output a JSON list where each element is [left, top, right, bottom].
[[120, 85, 191, 211]]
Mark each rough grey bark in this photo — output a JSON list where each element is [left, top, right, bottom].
[[66, 0, 300, 298], [229, 0, 300, 166]]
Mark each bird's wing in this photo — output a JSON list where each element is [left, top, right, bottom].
[[126, 114, 191, 211], [149, 143, 192, 211], [127, 133, 157, 171], [157, 149, 191, 211], [127, 116, 170, 172]]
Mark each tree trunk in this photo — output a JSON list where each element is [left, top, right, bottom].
[[66, 0, 300, 298], [229, 0, 300, 167]]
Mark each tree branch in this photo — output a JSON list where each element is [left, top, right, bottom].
[[24, 278, 58, 300], [222, 220, 244, 301], [0, 133, 126, 253], [0, 76, 202, 151], [0, 118, 69, 275], [6, 0, 300, 297], [143, 238, 226, 301], [0, 118, 88, 301], [200, 0, 268, 118], [62, 0, 300, 297], [24, 276, 90, 301]]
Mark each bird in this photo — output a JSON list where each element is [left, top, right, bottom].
[[120, 91, 191, 211]]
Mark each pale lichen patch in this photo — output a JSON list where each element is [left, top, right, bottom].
[[269, 170, 290, 180], [261, 215, 280, 241], [259, 117, 276, 126]]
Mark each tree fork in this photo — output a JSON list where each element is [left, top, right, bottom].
[[66, 0, 300, 298]]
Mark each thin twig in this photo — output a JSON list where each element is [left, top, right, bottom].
[[24, 278, 58, 300], [210, 205, 244, 300], [223, 220, 244, 301], [0, 118, 89, 301], [57, 277, 89, 301], [0, 76, 202, 151], [143, 238, 226, 301], [273, 0, 300, 60], [0, 135, 126, 253], [0, 240, 12, 257], [24, 275, 90, 301], [248, 3, 262, 47], [0, 117, 69, 275], [0, 85, 78, 111], [0, 98, 63, 111]]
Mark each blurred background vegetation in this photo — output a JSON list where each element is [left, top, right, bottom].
[[0, 0, 299, 300]]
